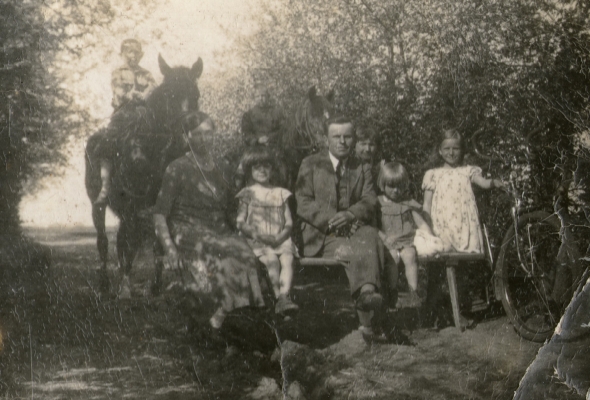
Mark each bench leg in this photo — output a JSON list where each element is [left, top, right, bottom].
[[446, 264, 464, 332]]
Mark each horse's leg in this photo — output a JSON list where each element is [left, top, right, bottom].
[[116, 214, 141, 299], [92, 203, 110, 294], [152, 238, 165, 297]]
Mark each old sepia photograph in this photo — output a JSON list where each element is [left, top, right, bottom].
[[1, 0, 590, 398]]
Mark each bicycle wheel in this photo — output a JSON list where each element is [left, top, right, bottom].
[[495, 211, 562, 342]]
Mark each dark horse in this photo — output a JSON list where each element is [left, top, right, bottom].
[[279, 86, 335, 186], [85, 55, 210, 298]]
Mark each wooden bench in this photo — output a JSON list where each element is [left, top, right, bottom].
[[298, 249, 491, 332]]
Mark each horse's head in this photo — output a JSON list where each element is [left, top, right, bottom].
[[282, 86, 335, 151], [307, 86, 334, 122], [147, 55, 204, 132]]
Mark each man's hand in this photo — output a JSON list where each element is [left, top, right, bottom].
[[328, 211, 356, 231], [257, 135, 270, 145]]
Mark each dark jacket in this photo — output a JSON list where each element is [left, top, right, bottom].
[[295, 151, 377, 256]]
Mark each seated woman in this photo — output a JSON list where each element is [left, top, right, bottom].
[[153, 118, 265, 330]]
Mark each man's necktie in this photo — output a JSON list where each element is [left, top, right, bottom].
[[335, 161, 343, 184]]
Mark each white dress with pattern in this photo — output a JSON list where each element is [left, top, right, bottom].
[[422, 166, 484, 253], [236, 184, 297, 257]]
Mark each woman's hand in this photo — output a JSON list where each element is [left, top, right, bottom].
[[154, 213, 179, 270], [165, 244, 180, 270]]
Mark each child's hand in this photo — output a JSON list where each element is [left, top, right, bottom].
[[384, 236, 398, 249], [257, 234, 277, 247], [130, 89, 144, 101], [492, 179, 506, 190]]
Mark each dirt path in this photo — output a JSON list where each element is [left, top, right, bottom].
[[0, 227, 548, 399]]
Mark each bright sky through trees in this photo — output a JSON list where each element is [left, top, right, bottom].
[[20, 0, 258, 227]]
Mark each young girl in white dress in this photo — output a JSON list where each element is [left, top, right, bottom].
[[422, 129, 504, 253], [236, 147, 299, 316]]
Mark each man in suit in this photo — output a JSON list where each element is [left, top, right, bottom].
[[295, 115, 389, 342]]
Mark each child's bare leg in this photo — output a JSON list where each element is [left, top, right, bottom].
[[278, 253, 294, 296], [95, 159, 112, 204], [400, 247, 421, 308], [259, 253, 280, 298], [400, 247, 418, 291], [274, 252, 298, 315]]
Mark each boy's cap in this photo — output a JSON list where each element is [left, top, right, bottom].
[[121, 39, 142, 53]]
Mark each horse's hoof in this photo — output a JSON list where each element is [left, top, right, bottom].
[[118, 275, 132, 300], [150, 282, 161, 297], [99, 273, 110, 295]]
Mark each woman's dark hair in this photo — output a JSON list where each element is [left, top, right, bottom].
[[241, 146, 276, 180], [355, 126, 380, 145], [182, 113, 216, 136]]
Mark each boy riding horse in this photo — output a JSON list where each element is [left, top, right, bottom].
[[95, 39, 156, 205]]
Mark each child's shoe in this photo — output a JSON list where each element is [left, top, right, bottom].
[[275, 294, 299, 316], [359, 326, 388, 344], [210, 307, 227, 330]]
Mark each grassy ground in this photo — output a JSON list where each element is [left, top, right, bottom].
[[0, 227, 562, 399]]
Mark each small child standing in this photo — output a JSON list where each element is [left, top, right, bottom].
[[95, 39, 156, 205], [377, 162, 432, 307], [422, 129, 504, 253], [236, 147, 299, 316]]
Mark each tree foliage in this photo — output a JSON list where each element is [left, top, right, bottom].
[[0, 0, 158, 231], [219, 0, 590, 241]]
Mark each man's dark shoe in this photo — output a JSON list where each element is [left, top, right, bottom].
[[355, 291, 383, 312]]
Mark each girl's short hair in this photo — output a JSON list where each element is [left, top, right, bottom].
[[441, 128, 465, 148], [241, 146, 275, 178], [377, 161, 409, 192]]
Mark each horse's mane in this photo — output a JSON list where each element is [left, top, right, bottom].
[[281, 87, 334, 151], [281, 98, 322, 150]]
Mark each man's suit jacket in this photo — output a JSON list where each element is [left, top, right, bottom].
[[295, 151, 377, 257]]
